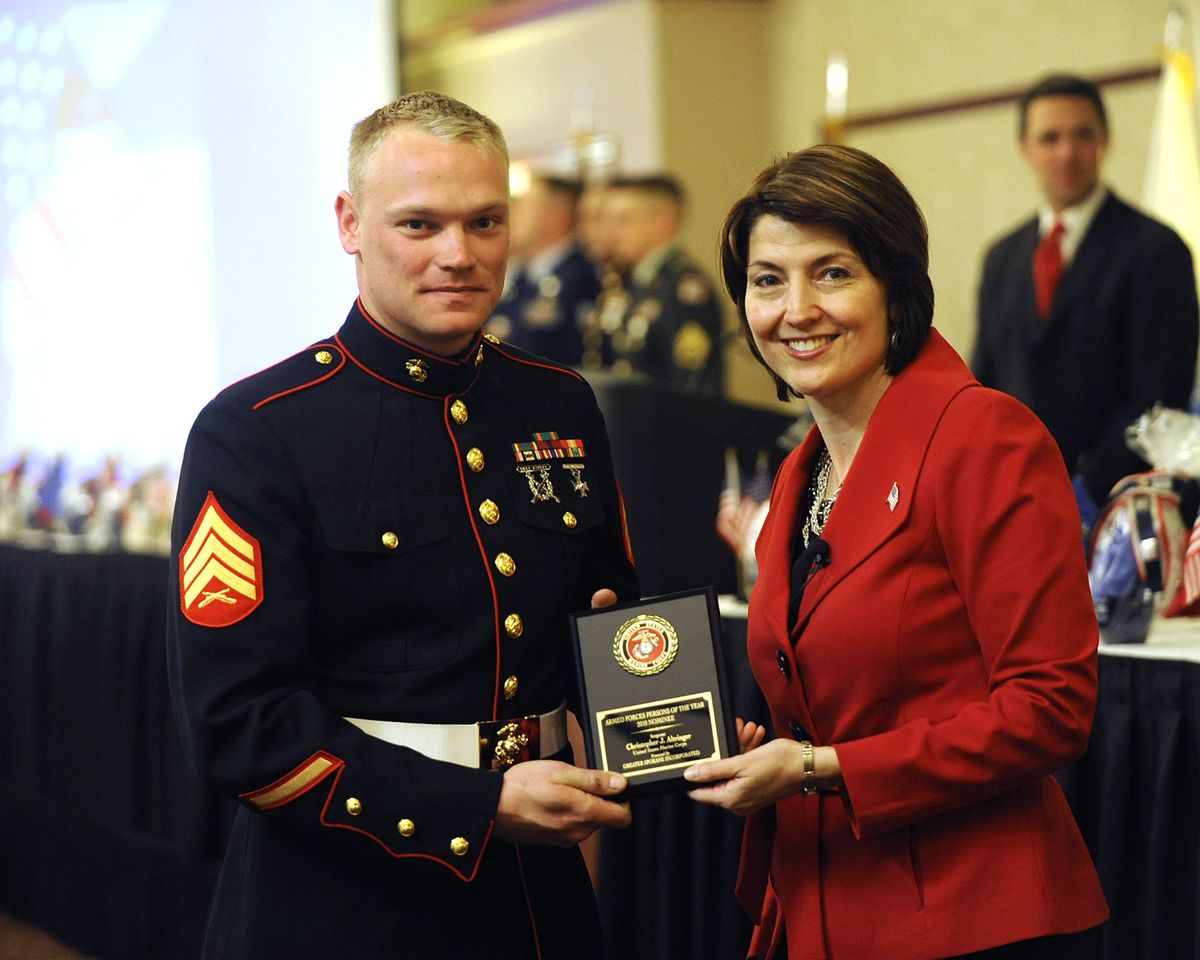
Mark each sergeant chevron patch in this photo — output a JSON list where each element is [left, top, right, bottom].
[[179, 491, 264, 627]]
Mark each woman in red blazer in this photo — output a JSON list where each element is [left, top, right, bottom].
[[685, 145, 1108, 959]]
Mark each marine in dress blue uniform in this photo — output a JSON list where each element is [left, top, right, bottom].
[[167, 302, 638, 958], [167, 91, 638, 960]]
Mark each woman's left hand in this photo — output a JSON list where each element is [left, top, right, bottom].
[[685, 736, 843, 816], [684, 739, 807, 816]]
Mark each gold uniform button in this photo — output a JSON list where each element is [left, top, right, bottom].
[[504, 613, 524, 639], [475, 345, 485, 366], [450, 399, 468, 424], [345, 797, 362, 816], [381, 531, 399, 550], [494, 552, 516, 577], [405, 358, 429, 383], [397, 818, 415, 838], [315, 350, 333, 365], [562, 511, 577, 528], [466, 447, 485, 473], [479, 499, 500, 525], [503, 675, 519, 700], [450, 836, 470, 857]]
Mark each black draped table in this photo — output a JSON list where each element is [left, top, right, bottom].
[[597, 603, 1200, 960], [0, 543, 236, 960], [4, 542, 1200, 959], [1057, 630, 1200, 960]]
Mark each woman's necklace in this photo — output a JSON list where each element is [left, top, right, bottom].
[[802, 448, 843, 548]]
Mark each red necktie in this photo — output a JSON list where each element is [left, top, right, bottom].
[[1033, 219, 1065, 320]]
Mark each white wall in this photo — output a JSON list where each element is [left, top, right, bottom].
[[0, 0, 395, 477], [404, 0, 665, 173]]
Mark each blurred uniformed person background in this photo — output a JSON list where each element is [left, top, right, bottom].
[[487, 174, 600, 365], [582, 174, 726, 395], [577, 179, 616, 275]]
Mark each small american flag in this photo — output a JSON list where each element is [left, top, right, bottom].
[[744, 449, 774, 503], [723, 448, 774, 503], [1182, 516, 1200, 610]]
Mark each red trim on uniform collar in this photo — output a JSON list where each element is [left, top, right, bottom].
[[337, 301, 484, 398], [355, 298, 485, 366]]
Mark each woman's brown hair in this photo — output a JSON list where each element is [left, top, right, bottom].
[[719, 144, 934, 400]]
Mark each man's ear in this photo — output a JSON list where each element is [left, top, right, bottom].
[[335, 191, 361, 255]]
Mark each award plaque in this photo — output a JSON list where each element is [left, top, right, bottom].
[[569, 587, 738, 797]]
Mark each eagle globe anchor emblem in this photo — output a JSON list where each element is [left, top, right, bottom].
[[613, 614, 679, 677]]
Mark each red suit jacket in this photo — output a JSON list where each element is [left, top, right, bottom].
[[739, 330, 1108, 959]]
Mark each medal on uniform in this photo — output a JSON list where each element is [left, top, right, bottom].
[[563, 463, 589, 498], [523, 298, 559, 328], [516, 464, 560, 503], [512, 432, 586, 462]]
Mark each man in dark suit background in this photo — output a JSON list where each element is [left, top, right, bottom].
[[974, 73, 1199, 515]]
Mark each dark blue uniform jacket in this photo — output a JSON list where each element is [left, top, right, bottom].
[[167, 301, 639, 959]]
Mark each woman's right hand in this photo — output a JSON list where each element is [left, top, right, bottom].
[[738, 717, 768, 753]]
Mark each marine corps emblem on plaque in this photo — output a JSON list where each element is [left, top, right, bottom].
[[613, 614, 679, 677]]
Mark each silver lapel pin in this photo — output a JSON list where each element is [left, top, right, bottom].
[[887, 482, 900, 512]]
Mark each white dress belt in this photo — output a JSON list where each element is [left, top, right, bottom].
[[343, 702, 568, 769]]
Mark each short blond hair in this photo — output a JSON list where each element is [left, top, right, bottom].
[[347, 90, 508, 200]]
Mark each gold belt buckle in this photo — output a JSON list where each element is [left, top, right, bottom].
[[478, 715, 541, 770]]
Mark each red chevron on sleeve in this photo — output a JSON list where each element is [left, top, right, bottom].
[[179, 491, 264, 627]]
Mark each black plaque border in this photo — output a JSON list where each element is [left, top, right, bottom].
[[569, 586, 738, 798]]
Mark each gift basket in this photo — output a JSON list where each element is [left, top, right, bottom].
[[1088, 406, 1200, 643]]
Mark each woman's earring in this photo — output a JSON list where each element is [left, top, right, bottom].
[[890, 327, 901, 350]]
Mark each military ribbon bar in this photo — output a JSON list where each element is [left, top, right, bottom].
[[512, 431, 586, 462]]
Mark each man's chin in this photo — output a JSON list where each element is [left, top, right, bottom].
[[1053, 179, 1096, 208], [424, 316, 489, 356]]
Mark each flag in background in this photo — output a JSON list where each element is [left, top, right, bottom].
[[1143, 6, 1200, 335], [1143, 7, 1200, 605]]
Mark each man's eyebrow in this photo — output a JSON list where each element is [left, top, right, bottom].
[[385, 201, 508, 219]]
